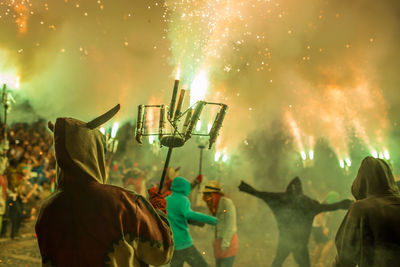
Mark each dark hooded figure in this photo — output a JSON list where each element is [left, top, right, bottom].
[[35, 105, 174, 267], [335, 157, 400, 267], [238, 177, 352, 267]]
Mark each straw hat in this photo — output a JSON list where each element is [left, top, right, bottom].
[[202, 180, 223, 193]]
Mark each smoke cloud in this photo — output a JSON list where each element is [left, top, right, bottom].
[[0, 0, 400, 177]]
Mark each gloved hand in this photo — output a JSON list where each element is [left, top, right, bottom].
[[221, 239, 230, 250], [196, 174, 203, 183], [148, 186, 167, 214], [187, 219, 205, 227], [191, 175, 203, 189]]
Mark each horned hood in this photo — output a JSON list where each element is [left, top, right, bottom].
[[52, 104, 120, 188], [351, 156, 400, 200]]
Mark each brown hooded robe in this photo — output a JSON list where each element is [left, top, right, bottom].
[[35, 106, 173, 267], [335, 157, 400, 267]]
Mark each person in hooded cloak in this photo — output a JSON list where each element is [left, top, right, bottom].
[[35, 104, 174, 267], [238, 177, 352, 267], [335, 156, 400, 267]]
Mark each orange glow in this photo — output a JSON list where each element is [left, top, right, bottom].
[[12, 1, 30, 34]]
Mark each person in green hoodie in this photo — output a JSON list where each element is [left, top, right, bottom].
[[166, 176, 218, 267]]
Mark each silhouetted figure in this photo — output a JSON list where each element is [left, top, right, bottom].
[[335, 157, 400, 267], [239, 177, 352, 267]]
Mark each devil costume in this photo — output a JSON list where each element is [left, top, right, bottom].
[[335, 157, 400, 267], [35, 105, 174, 267], [238, 177, 352, 267]]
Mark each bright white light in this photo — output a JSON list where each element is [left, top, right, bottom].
[[345, 158, 351, 167], [100, 127, 105, 135], [175, 67, 181, 80], [222, 154, 228, 162], [15, 76, 20, 89], [214, 151, 221, 162], [300, 151, 307, 160], [309, 150, 314, 160], [384, 150, 390, 160], [149, 136, 155, 144], [339, 160, 345, 168], [190, 71, 209, 106], [0, 74, 20, 89], [378, 152, 384, 159], [207, 123, 212, 133], [111, 122, 119, 138], [371, 150, 378, 158], [196, 120, 202, 131]]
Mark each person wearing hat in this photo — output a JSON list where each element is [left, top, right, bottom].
[[202, 181, 238, 267], [166, 176, 218, 267]]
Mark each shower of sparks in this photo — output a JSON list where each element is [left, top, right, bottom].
[[284, 80, 389, 164], [163, 0, 393, 164], [164, 0, 272, 82], [190, 70, 209, 106], [0, 0, 34, 34], [0, 0, 396, 168]]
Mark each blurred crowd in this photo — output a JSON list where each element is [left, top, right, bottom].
[[0, 121, 56, 239], [0, 120, 164, 240]]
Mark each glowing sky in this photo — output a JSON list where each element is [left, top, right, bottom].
[[1, 0, 400, 160]]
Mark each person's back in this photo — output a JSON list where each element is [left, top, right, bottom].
[[36, 106, 173, 267], [335, 157, 400, 267], [37, 182, 171, 266], [166, 176, 217, 250], [166, 176, 218, 267], [359, 196, 400, 265]]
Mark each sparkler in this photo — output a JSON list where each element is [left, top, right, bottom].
[[101, 122, 120, 154], [339, 159, 345, 169], [135, 69, 228, 193], [383, 150, 390, 160]]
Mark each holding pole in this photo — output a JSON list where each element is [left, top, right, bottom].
[[2, 84, 8, 140], [158, 146, 173, 193], [198, 144, 205, 175]]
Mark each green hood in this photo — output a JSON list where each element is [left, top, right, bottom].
[[351, 156, 400, 200], [171, 176, 191, 196]]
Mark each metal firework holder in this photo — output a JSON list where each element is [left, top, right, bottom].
[[135, 78, 228, 193]]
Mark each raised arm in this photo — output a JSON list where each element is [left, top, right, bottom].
[[184, 200, 218, 225], [316, 199, 353, 214], [238, 181, 281, 203]]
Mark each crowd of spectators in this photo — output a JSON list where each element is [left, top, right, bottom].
[[0, 120, 56, 239], [0, 120, 158, 240]]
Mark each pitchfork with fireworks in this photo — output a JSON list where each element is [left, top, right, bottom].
[[135, 70, 228, 193]]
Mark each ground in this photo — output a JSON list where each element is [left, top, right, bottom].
[[0, 219, 41, 267], [0, 189, 340, 267]]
